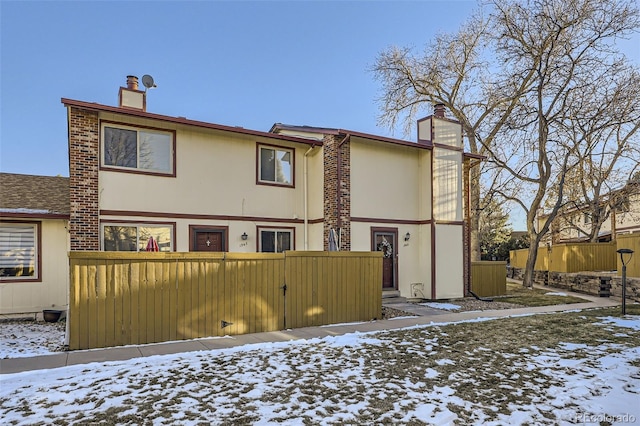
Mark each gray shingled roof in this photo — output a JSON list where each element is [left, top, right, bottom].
[[0, 173, 69, 216]]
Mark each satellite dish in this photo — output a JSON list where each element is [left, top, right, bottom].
[[142, 74, 156, 90]]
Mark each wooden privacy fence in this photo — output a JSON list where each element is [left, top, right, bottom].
[[69, 251, 382, 350], [470, 261, 507, 297], [617, 234, 640, 277], [510, 240, 632, 273]]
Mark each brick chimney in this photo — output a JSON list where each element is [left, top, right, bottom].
[[434, 103, 446, 118], [119, 75, 146, 111]]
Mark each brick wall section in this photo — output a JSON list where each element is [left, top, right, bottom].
[[68, 107, 100, 250], [323, 134, 351, 250]]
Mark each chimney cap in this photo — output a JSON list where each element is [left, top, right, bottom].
[[434, 103, 446, 118], [126, 75, 139, 91]]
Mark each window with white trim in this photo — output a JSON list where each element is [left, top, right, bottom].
[[258, 228, 293, 253], [0, 223, 38, 280], [258, 145, 293, 186], [102, 224, 173, 252], [102, 123, 174, 174]]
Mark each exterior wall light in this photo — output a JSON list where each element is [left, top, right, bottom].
[[241, 232, 248, 241], [617, 248, 634, 315], [404, 232, 411, 241]]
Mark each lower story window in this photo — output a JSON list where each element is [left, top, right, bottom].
[[0, 222, 38, 281], [258, 227, 293, 253], [103, 224, 173, 252]]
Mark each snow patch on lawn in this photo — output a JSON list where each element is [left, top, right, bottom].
[[419, 302, 461, 311]]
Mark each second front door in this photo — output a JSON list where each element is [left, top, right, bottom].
[[190, 227, 227, 252]]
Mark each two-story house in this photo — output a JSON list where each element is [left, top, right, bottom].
[[0, 75, 480, 315]]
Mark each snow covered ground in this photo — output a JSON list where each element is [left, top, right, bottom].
[[1, 309, 639, 425], [1, 320, 66, 359]]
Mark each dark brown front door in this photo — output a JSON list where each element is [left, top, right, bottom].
[[191, 227, 226, 252], [372, 228, 398, 290]]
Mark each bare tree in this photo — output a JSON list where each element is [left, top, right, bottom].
[[373, 10, 525, 262], [546, 64, 640, 242], [373, 0, 640, 287]]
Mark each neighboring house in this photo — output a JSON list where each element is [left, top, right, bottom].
[[0, 173, 70, 315], [539, 181, 640, 244], [56, 75, 479, 303]]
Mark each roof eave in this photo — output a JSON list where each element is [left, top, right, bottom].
[[61, 98, 323, 147], [0, 212, 70, 220]]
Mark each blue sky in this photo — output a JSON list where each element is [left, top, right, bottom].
[[2, 0, 639, 230], [1, 0, 479, 178]]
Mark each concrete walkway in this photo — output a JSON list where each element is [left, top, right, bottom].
[[0, 284, 621, 375]]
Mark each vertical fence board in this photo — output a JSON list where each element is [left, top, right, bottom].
[[130, 261, 140, 345], [153, 261, 163, 343], [183, 260, 194, 339], [104, 260, 115, 348], [161, 261, 171, 343], [146, 261, 155, 345], [116, 260, 129, 347], [86, 262, 98, 349], [175, 261, 184, 339], [202, 261, 212, 338]]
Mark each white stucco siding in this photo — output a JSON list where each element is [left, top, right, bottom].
[[98, 115, 316, 222], [0, 219, 69, 314], [616, 192, 640, 233], [434, 224, 464, 299], [351, 140, 425, 220], [351, 222, 431, 299], [433, 148, 463, 222], [433, 119, 463, 148], [306, 147, 324, 222]]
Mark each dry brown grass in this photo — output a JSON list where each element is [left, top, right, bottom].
[[497, 282, 591, 307]]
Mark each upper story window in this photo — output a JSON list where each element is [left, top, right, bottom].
[[101, 122, 175, 175], [0, 222, 39, 282], [257, 144, 294, 187]]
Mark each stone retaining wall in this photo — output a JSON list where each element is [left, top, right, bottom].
[[507, 267, 640, 302]]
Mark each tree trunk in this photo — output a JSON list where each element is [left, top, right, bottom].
[[470, 165, 481, 261], [522, 243, 538, 288]]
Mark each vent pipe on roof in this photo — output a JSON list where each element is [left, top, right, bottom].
[[434, 103, 446, 118], [126, 75, 139, 91]]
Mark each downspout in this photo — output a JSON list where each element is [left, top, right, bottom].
[[303, 146, 316, 250], [336, 134, 350, 249]]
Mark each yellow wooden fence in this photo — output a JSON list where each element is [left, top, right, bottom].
[[470, 261, 507, 297], [617, 234, 640, 277], [68, 251, 382, 350], [509, 239, 638, 274]]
